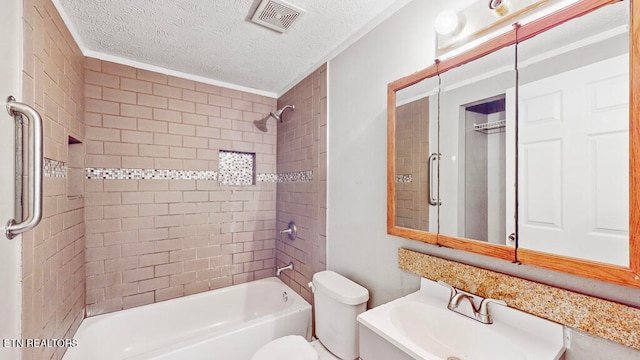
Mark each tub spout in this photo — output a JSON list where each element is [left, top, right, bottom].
[[276, 262, 294, 276]]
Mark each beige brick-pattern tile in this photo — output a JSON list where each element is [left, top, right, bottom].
[[276, 65, 327, 306], [22, 0, 85, 358], [84, 58, 278, 316], [85, 178, 278, 315]]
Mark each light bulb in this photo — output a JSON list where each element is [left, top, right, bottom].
[[434, 10, 460, 35], [489, 0, 509, 16]]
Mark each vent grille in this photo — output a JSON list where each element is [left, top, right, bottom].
[[251, 0, 305, 33]]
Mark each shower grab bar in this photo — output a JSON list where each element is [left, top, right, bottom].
[[5, 96, 43, 239], [428, 153, 441, 206]]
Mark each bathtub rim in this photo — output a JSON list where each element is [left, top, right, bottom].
[[63, 276, 311, 360]]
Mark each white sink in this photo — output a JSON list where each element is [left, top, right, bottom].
[[358, 278, 565, 360], [390, 301, 526, 360]]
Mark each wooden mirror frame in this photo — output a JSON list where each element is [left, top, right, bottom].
[[387, 0, 640, 287]]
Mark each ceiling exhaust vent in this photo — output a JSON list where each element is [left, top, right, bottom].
[[251, 0, 305, 33]]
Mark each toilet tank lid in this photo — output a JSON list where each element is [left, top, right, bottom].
[[312, 271, 369, 305]]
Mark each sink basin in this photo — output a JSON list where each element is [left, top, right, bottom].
[[390, 301, 526, 360], [357, 278, 565, 360]]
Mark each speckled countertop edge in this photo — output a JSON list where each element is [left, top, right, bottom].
[[398, 248, 640, 351]]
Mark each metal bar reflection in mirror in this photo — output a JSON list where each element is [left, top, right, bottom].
[[473, 120, 506, 133]]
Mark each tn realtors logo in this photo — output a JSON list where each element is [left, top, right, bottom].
[[2, 339, 78, 348]]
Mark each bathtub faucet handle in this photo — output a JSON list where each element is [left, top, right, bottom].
[[279, 221, 297, 240]]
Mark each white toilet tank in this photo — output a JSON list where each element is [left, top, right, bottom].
[[311, 271, 369, 360]]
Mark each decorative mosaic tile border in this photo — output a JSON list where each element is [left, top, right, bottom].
[[398, 248, 640, 351], [84, 168, 313, 183], [44, 158, 67, 178], [395, 174, 413, 183], [278, 170, 313, 182], [85, 168, 217, 180], [257, 173, 278, 182]]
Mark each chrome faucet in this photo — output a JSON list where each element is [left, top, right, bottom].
[[276, 262, 294, 276], [476, 298, 507, 324], [448, 291, 475, 310], [437, 280, 506, 324]]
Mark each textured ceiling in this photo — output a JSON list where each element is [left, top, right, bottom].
[[56, 0, 419, 95]]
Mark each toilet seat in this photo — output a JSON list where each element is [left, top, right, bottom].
[[251, 335, 319, 360]]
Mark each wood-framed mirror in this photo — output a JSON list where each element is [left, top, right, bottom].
[[387, 0, 640, 287]]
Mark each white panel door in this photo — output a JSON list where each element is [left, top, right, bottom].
[[518, 54, 629, 266], [0, 0, 22, 358]]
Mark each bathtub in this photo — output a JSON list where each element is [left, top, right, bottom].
[[62, 277, 311, 360]]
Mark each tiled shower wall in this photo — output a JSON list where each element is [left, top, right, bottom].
[[21, 0, 86, 359], [275, 64, 327, 303], [395, 98, 429, 231], [83, 58, 278, 315]]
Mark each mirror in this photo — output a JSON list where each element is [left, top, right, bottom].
[[394, 76, 439, 233], [388, 0, 640, 287], [437, 44, 516, 247]]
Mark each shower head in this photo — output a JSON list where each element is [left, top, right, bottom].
[[270, 104, 295, 122], [253, 117, 269, 132], [253, 104, 295, 132]]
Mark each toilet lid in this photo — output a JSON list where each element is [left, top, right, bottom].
[[251, 335, 318, 360]]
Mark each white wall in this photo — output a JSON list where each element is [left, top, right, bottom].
[[0, 0, 22, 358], [327, 0, 447, 306]]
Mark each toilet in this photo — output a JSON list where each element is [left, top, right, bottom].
[[251, 271, 369, 360]]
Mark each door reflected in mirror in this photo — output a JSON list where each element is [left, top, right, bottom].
[[516, 0, 629, 266], [462, 96, 507, 243]]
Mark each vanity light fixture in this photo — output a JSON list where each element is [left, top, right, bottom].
[[434, 10, 461, 35]]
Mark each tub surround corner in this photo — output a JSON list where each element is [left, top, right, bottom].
[[21, 0, 87, 359], [275, 64, 328, 305]]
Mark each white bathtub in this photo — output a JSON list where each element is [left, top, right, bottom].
[[63, 277, 311, 360]]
